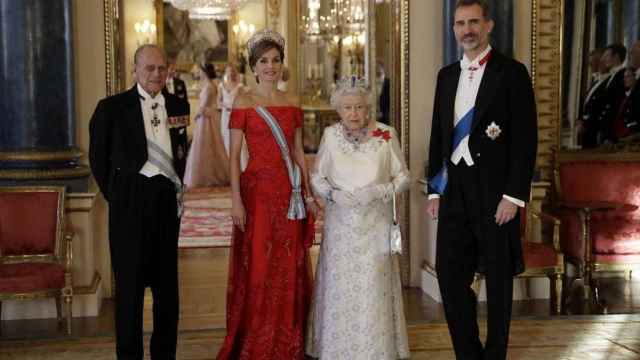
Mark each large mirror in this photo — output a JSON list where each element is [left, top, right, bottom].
[[296, 0, 410, 282], [104, 0, 411, 287], [298, 0, 368, 104], [561, 0, 640, 151], [297, 0, 406, 154]]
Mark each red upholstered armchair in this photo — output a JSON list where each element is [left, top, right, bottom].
[[554, 152, 640, 309], [0, 186, 74, 334], [474, 204, 564, 314], [518, 205, 564, 314]]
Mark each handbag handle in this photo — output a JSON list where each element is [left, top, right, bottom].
[[392, 193, 398, 224]]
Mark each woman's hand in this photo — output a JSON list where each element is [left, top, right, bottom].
[[231, 197, 246, 232], [306, 197, 320, 217], [332, 190, 357, 207], [204, 107, 216, 118]]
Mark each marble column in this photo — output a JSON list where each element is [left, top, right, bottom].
[[0, 0, 89, 191]]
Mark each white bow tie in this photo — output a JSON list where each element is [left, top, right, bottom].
[[139, 92, 166, 108]]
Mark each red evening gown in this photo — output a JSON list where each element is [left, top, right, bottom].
[[216, 106, 313, 360]]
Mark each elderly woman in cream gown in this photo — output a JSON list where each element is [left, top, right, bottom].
[[306, 77, 410, 360]]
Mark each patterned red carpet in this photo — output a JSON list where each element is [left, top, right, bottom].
[[179, 186, 323, 248], [179, 187, 234, 248]]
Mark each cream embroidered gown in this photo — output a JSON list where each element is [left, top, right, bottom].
[[306, 122, 410, 360]]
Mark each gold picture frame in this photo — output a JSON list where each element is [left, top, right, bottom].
[[104, 0, 411, 285], [530, 0, 563, 185]]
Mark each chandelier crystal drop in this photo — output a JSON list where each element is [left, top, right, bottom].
[[165, 0, 250, 20], [302, 0, 366, 41]]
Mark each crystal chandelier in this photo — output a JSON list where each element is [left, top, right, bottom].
[[301, 0, 366, 41], [165, 0, 250, 20], [301, 0, 331, 40], [328, 0, 366, 34]]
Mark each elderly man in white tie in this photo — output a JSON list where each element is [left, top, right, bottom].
[[164, 55, 188, 101], [89, 44, 190, 360]]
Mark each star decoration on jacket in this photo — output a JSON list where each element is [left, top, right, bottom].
[[372, 128, 391, 142], [485, 122, 502, 140]]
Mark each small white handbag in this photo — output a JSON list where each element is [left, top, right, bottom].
[[390, 194, 402, 255]]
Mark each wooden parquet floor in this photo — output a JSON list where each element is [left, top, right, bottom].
[[2, 317, 640, 359]]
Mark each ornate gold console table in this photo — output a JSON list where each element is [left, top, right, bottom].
[[302, 102, 339, 153]]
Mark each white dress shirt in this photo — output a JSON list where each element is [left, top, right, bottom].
[[429, 45, 524, 207], [137, 84, 174, 179], [166, 77, 175, 94], [606, 64, 625, 88], [584, 74, 609, 107], [451, 45, 492, 166]]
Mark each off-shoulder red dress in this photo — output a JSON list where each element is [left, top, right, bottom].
[[216, 106, 313, 360]]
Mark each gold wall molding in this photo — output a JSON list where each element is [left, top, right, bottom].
[[399, 0, 410, 286], [155, 0, 164, 49], [74, 271, 102, 295], [0, 289, 61, 301], [557, 149, 640, 163], [0, 166, 91, 180], [0, 149, 82, 162], [267, 0, 281, 29], [65, 192, 98, 212], [104, 0, 121, 96], [287, 0, 299, 95], [530, 0, 563, 184]]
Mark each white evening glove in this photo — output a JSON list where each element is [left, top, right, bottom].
[[331, 190, 358, 207], [353, 183, 394, 207]]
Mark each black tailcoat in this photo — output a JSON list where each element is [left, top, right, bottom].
[[89, 85, 189, 201], [427, 50, 538, 276], [88, 85, 190, 358]]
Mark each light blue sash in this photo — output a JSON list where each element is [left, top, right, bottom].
[[147, 139, 184, 217], [255, 106, 306, 220], [428, 107, 474, 195]]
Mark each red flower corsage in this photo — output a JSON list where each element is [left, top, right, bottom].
[[372, 128, 391, 142]]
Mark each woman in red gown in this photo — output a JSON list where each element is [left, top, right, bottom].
[[216, 29, 318, 360]]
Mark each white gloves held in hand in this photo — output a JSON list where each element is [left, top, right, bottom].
[[331, 190, 358, 207], [331, 183, 394, 207]]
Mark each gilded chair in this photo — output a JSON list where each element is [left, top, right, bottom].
[[473, 205, 564, 314], [0, 186, 74, 334], [517, 206, 564, 314], [553, 152, 640, 312]]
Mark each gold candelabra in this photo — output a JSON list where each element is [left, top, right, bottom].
[[304, 64, 325, 104], [232, 20, 255, 70]]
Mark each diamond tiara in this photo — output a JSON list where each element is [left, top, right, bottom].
[[247, 29, 285, 56], [335, 75, 368, 91], [330, 76, 370, 109]]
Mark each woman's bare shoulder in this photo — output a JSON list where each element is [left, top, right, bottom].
[[283, 91, 301, 107], [233, 91, 254, 109]]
